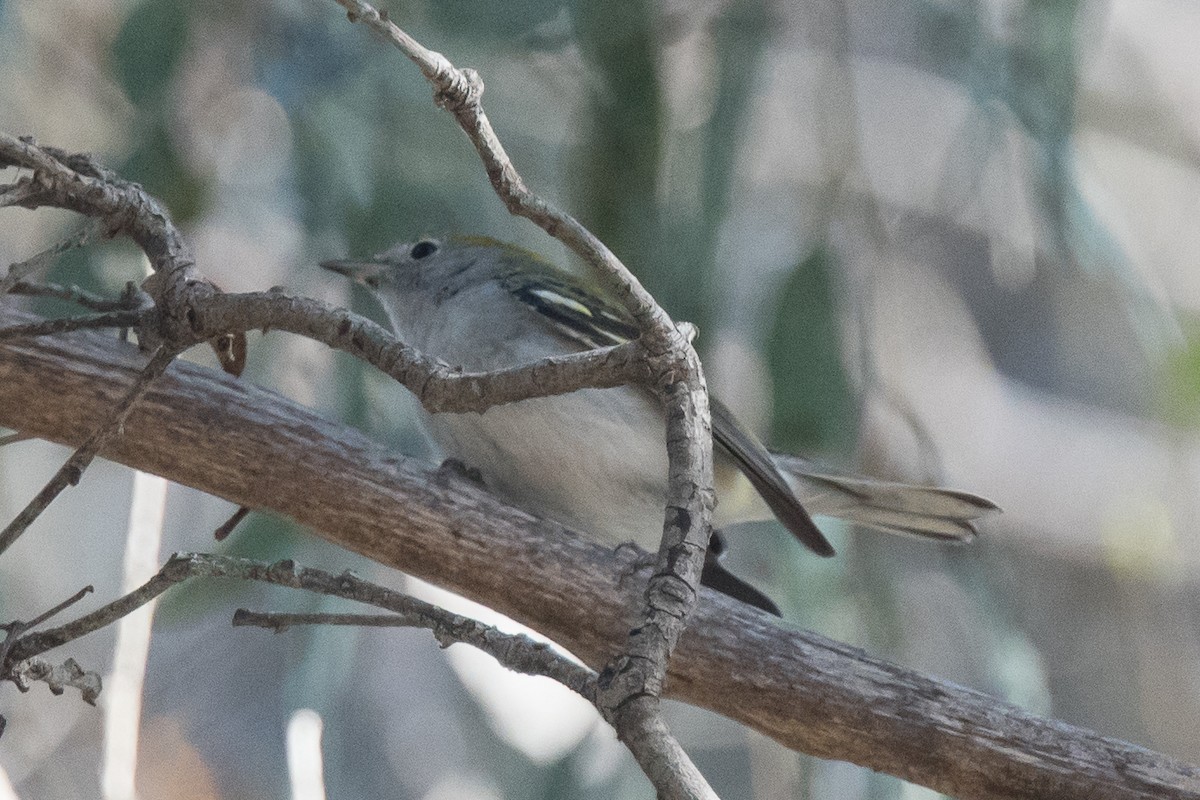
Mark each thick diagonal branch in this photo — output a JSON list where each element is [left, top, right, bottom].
[[0, 344, 177, 554], [0, 316, 1196, 800]]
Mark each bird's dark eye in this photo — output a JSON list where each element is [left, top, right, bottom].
[[410, 240, 439, 260]]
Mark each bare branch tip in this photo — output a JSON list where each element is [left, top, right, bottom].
[[213, 505, 251, 541], [232, 608, 288, 633], [22, 585, 96, 631]]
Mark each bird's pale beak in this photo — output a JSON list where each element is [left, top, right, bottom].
[[319, 258, 388, 286]]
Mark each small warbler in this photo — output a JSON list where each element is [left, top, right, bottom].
[[323, 236, 997, 613]]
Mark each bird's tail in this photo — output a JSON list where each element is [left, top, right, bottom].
[[774, 455, 999, 542]]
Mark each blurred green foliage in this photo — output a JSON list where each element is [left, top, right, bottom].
[[1162, 313, 1200, 428], [572, 0, 663, 277], [111, 0, 188, 107], [111, 0, 211, 223], [767, 246, 857, 454], [121, 122, 212, 224], [428, 0, 568, 41]]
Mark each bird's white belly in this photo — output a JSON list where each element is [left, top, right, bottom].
[[421, 386, 671, 548]]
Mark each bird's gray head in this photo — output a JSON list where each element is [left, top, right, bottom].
[[322, 233, 561, 289], [322, 235, 492, 292], [320, 235, 551, 351]]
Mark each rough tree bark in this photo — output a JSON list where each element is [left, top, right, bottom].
[[0, 309, 1196, 800]]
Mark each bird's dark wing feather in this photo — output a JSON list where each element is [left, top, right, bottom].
[[710, 397, 835, 557], [504, 270, 834, 557]]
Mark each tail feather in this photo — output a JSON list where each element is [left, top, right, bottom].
[[779, 462, 999, 543]]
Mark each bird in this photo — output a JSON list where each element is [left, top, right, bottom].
[[322, 235, 999, 614]]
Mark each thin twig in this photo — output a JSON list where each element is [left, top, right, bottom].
[[0, 137, 648, 413], [0, 133, 198, 285], [233, 610, 406, 633], [8, 656, 101, 705], [22, 585, 95, 631], [615, 700, 720, 800], [194, 291, 648, 412], [213, 505, 251, 541], [2, 554, 196, 669], [0, 311, 145, 341], [234, 606, 595, 697], [6, 279, 130, 312], [0, 588, 100, 720], [0, 585, 95, 672], [6, 553, 594, 701], [0, 345, 177, 556], [332, 0, 669, 337], [0, 181, 37, 208]]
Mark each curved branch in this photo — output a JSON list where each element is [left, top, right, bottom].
[[193, 291, 649, 412], [0, 133, 191, 277], [0, 311, 1195, 800]]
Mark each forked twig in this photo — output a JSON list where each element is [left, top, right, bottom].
[[331, 5, 716, 797], [5, 553, 595, 702]]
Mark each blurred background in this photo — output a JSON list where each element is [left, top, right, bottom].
[[2, 0, 1200, 797]]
